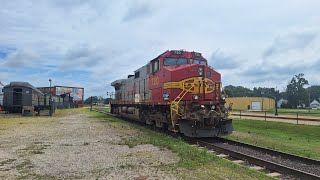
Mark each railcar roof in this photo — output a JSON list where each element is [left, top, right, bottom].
[[4, 81, 44, 95], [111, 79, 126, 87]]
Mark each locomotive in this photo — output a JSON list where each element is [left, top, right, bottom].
[[111, 50, 233, 137]]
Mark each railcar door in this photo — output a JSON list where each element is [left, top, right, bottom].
[[13, 88, 22, 105]]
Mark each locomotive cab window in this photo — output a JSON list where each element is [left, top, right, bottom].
[[135, 71, 140, 79], [164, 58, 188, 66], [190, 59, 207, 65]]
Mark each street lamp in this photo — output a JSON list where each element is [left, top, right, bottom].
[[49, 79, 52, 116], [308, 91, 311, 113]]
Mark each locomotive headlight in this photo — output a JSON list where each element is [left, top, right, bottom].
[[193, 95, 199, 100], [211, 105, 215, 110], [221, 95, 226, 100], [198, 67, 204, 76]]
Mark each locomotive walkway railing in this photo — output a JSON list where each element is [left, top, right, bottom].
[[170, 83, 195, 131]]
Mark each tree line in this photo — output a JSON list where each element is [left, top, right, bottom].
[[84, 96, 112, 105], [224, 73, 320, 108], [84, 74, 320, 109]]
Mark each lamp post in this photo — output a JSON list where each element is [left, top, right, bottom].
[[49, 79, 52, 116], [308, 92, 311, 112], [261, 91, 264, 111]]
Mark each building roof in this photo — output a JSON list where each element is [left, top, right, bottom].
[[277, 98, 288, 103], [4, 82, 43, 95], [310, 99, 320, 105]]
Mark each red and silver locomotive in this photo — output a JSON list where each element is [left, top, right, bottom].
[[111, 50, 232, 137]]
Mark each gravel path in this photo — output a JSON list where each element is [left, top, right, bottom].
[[0, 113, 178, 179]]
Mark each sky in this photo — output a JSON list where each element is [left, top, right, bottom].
[[1, 0, 320, 98]]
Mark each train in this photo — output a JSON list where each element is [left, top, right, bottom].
[[111, 50, 233, 137], [2, 82, 76, 114]]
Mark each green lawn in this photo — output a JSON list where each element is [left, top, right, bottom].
[[91, 105, 110, 113], [86, 109, 274, 180], [227, 118, 320, 160]]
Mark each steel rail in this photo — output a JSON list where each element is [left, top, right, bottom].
[[215, 138, 320, 166], [188, 139, 320, 180]]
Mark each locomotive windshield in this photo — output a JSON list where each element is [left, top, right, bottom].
[[190, 59, 207, 65], [164, 58, 188, 66]]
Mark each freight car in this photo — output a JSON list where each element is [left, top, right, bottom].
[[111, 50, 233, 137]]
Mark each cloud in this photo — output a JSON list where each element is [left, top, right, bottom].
[[63, 44, 104, 68], [122, 2, 153, 22], [208, 50, 241, 70], [0, 47, 16, 59], [1, 0, 320, 97], [263, 31, 317, 58], [0, 49, 40, 68]]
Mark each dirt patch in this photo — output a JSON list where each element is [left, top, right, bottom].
[[0, 112, 178, 179]]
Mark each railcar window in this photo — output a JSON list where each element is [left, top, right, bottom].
[[164, 58, 188, 66], [135, 71, 140, 79], [190, 59, 207, 65], [147, 64, 150, 74]]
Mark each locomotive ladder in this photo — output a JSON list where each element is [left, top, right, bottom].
[[170, 83, 195, 132]]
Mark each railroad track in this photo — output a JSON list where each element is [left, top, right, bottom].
[[93, 109, 320, 179], [188, 138, 320, 179]]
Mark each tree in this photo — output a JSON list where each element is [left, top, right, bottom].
[[104, 98, 112, 104], [307, 85, 320, 101], [84, 96, 98, 104], [224, 85, 253, 97], [252, 87, 280, 99], [286, 73, 309, 108]]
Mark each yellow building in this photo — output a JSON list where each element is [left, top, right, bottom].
[[225, 97, 275, 111]]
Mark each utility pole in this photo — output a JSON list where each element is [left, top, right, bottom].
[[90, 96, 93, 111]]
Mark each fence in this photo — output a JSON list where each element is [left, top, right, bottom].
[[231, 110, 320, 125]]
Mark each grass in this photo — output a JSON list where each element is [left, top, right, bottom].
[[227, 118, 320, 160], [86, 109, 274, 180], [91, 105, 110, 113]]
